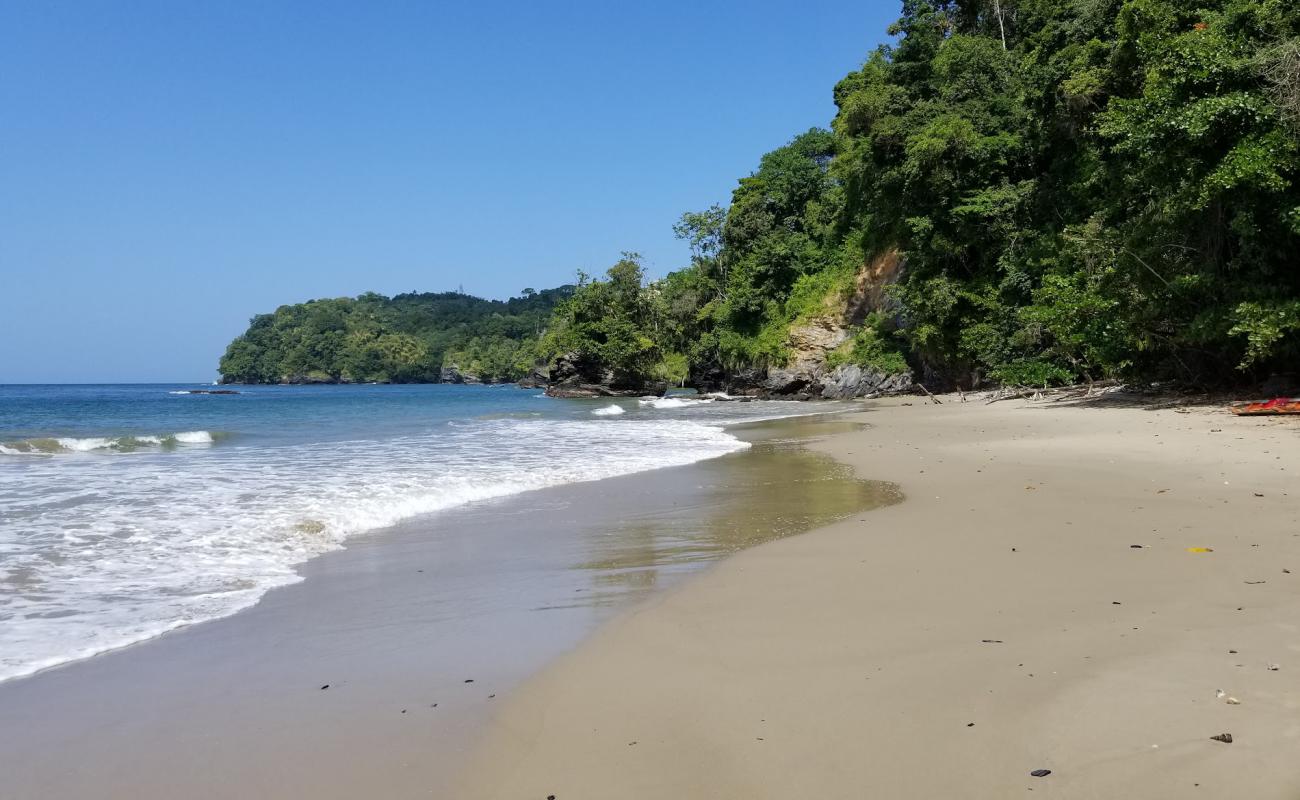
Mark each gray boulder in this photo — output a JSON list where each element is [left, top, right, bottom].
[[819, 364, 914, 399], [544, 352, 666, 398]]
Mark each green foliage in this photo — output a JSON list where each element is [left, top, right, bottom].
[[658, 0, 1299, 388], [826, 315, 911, 375], [699, 128, 845, 370], [538, 254, 664, 386], [989, 358, 1077, 387], [818, 0, 1300, 385], [1229, 299, 1300, 367], [218, 288, 571, 384], [655, 351, 691, 386], [238, 1, 1300, 391]]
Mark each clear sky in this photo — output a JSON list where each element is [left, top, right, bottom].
[[0, 1, 897, 383]]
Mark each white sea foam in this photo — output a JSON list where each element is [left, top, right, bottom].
[[0, 417, 755, 682], [54, 436, 114, 452], [173, 431, 214, 443], [591, 404, 626, 416], [639, 396, 710, 409], [0, 431, 219, 455]]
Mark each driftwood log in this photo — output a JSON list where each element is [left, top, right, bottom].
[[916, 384, 943, 404], [984, 380, 1122, 405]]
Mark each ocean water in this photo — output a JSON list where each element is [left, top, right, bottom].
[[0, 384, 828, 683]]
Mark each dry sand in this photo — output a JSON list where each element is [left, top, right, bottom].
[[456, 396, 1300, 799]]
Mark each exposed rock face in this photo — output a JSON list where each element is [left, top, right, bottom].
[[439, 366, 483, 385], [763, 317, 851, 396], [543, 353, 667, 398], [844, 248, 906, 324], [754, 315, 913, 399], [283, 374, 343, 385], [554, 249, 915, 401], [515, 366, 549, 389], [691, 313, 913, 400], [690, 365, 766, 396], [545, 351, 601, 388], [698, 356, 912, 401], [545, 383, 665, 398], [819, 364, 914, 399], [760, 250, 914, 399]]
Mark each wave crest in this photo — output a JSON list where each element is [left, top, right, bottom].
[[0, 431, 221, 455], [638, 396, 710, 409]]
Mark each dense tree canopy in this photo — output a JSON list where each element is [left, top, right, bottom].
[[536, 254, 678, 386], [224, 1, 1299, 391], [857, 0, 1300, 385], [218, 288, 571, 384], [576, 0, 1300, 390]]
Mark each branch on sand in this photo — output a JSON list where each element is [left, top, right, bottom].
[[916, 384, 943, 404], [985, 380, 1123, 405]]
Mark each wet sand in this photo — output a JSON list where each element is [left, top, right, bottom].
[[0, 415, 894, 800], [456, 396, 1300, 799]]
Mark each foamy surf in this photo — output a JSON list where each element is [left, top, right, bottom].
[[639, 396, 710, 409], [0, 384, 837, 684], [173, 431, 214, 443], [0, 431, 218, 454], [0, 417, 757, 682]]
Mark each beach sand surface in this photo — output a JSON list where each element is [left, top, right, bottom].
[[0, 416, 891, 800], [456, 396, 1300, 799]]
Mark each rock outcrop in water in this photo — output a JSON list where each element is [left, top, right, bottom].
[[439, 366, 483, 385], [515, 363, 550, 389], [543, 353, 668, 398]]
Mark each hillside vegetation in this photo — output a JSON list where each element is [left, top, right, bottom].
[[547, 0, 1300, 392], [223, 1, 1300, 393], [218, 288, 571, 384]]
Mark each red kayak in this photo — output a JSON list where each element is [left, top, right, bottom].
[[1232, 397, 1300, 416]]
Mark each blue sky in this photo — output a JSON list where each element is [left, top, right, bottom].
[[0, 1, 897, 382]]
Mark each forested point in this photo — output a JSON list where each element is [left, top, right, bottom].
[[223, 1, 1300, 391], [217, 288, 572, 384]]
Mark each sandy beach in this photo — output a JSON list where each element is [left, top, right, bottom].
[[456, 395, 1300, 799], [0, 414, 890, 800]]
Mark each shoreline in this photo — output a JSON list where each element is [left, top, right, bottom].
[[0, 388, 815, 686], [454, 395, 1300, 799], [0, 412, 888, 799]]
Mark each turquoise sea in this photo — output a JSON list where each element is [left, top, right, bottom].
[[0, 384, 819, 682]]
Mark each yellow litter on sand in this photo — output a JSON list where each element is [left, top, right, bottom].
[[1187, 547, 1214, 553]]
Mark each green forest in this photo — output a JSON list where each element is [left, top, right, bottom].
[[546, 0, 1300, 391], [218, 288, 571, 384], [224, 0, 1300, 390]]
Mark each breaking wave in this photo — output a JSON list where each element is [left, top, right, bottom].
[[0, 431, 220, 455], [639, 396, 711, 409], [0, 418, 749, 681]]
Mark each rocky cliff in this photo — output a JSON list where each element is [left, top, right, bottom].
[[696, 250, 915, 400], [542, 353, 667, 398]]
